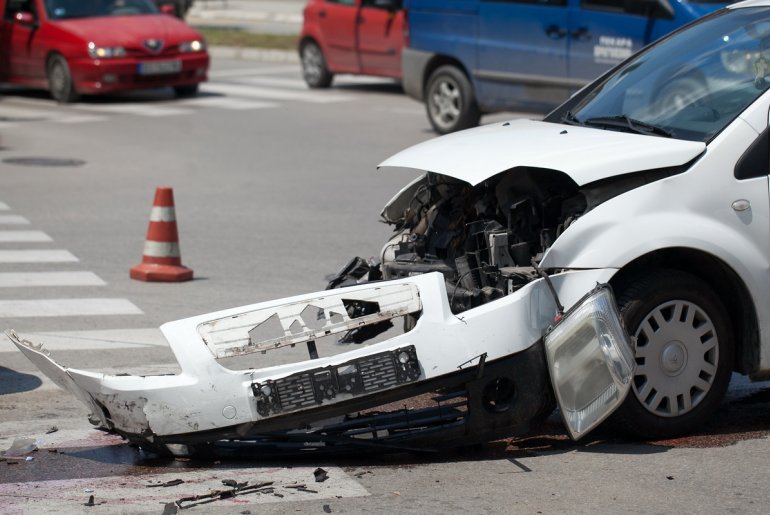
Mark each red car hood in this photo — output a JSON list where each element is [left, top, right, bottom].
[[54, 15, 202, 48]]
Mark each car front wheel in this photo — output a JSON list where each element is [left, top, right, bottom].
[[47, 54, 79, 104], [300, 41, 332, 89], [613, 270, 733, 439], [425, 65, 480, 134]]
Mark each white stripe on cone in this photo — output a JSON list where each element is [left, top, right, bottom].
[[149, 206, 177, 222], [142, 241, 181, 258]]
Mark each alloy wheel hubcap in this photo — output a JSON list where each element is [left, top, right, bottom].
[[302, 46, 323, 82], [430, 79, 461, 129], [632, 300, 718, 418]]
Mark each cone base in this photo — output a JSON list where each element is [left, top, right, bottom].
[[130, 263, 193, 282]]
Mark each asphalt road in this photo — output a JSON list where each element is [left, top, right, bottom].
[[1, 57, 770, 514]]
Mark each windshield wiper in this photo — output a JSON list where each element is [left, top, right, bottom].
[[560, 110, 584, 127], [583, 115, 673, 138]]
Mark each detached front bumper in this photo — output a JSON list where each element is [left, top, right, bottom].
[[8, 270, 633, 455]]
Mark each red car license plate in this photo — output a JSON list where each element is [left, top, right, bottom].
[[137, 60, 182, 75]]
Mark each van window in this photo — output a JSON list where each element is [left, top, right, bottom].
[[480, 0, 566, 6], [580, 0, 623, 13]]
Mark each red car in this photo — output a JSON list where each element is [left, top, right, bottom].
[[0, 0, 209, 102], [299, 0, 405, 88]]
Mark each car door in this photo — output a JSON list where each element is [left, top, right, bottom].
[[317, 0, 361, 73], [475, 0, 571, 109], [567, 0, 678, 84], [1, 0, 39, 81], [357, 0, 404, 77]]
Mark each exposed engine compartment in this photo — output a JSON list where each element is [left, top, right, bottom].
[[329, 168, 587, 314]]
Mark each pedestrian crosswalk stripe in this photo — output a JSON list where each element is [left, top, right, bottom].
[[0, 215, 30, 225], [0, 298, 143, 317], [179, 97, 278, 110], [236, 76, 309, 89], [78, 104, 194, 117], [0, 202, 9, 210], [57, 114, 109, 124], [209, 65, 299, 78], [202, 82, 352, 103], [0, 230, 52, 242], [0, 271, 105, 287], [0, 250, 79, 263]]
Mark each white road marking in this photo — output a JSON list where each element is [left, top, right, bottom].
[[0, 230, 52, 242], [56, 114, 109, 124], [209, 65, 299, 78], [78, 104, 194, 117], [179, 97, 278, 110], [0, 271, 105, 287], [0, 214, 30, 225], [0, 250, 78, 263], [0, 202, 9, 210], [236, 76, 310, 89], [0, 465, 368, 513], [202, 82, 352, 103], [0, 298, 143, 317]]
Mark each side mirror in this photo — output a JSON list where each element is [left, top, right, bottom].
[[14, 11, 36, 26], [160, 4, 177, 16]]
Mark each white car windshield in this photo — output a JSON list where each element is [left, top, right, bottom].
[[568, 7, 770, 142], [44, 0, 158, 19]]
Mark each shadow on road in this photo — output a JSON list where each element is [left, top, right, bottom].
[[0, 366, 42, 395]]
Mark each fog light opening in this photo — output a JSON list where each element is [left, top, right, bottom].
[[482, 377, 516, 414]]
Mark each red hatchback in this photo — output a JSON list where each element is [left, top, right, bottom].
[[0, 0, 209, 102], [299, 0, 405, 88]]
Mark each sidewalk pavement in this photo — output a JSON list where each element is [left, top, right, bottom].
[[188, 0, 304, 35]]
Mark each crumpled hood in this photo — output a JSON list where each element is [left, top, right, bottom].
[[378, 119, 706, 186], [54, 15, 201, 48]]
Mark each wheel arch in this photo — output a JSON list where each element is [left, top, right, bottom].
[[422, 55, 473, 99], [609, 247, 760, 376]]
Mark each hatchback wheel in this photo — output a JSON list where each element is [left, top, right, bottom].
[[300, 41, 332, 89], [425, 65, 480, 134], [613, 270, 733, 438], [47, 54, 79, 104]]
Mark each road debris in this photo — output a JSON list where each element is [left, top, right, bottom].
[[285, 484, 319, 494], [84, 495, 95, 507], [147, 479, 185, 488], [314, 468, 329, 483], [175, 481, 274, 509], [1, 438, 37, 457], [161, 502, 178, 515], [45, 426, 59, 434], [323, 504, 332, 513]]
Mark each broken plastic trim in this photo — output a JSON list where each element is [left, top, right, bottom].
[[544, 285, 635, 439]]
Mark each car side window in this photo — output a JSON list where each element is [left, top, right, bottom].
[[480, 0, 566, 5], [326, 0, 356, 5], [361, 0, 403, 8], [4, 0, 34, 20], [581, 0, 673, 18]]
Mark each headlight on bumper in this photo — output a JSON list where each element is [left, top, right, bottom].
[[179, 40, 206, 53], [87, 42, 126, 58], [544, 285, 635, 440]]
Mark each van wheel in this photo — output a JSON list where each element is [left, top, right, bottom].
[[300, 41, 333, 89], [425, 65, 480, 134], [47, 54, 79, 103], [613, 270, 733, 439]]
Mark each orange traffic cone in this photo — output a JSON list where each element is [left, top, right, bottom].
[[130, 187, 193, 282]]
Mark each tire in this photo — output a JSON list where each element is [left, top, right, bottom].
[[173, 84, 199, 98], [613, 270, 733, 439], [300, 40, 332, 89], [424, 65, 480, 134], [47, 54, 79, 104]]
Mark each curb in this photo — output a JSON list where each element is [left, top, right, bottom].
[[208, 45, 300, 63]]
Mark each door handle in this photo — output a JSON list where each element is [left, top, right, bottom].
[[571, 27, 592, 41], [357, 15, 365, 24], [318, 10, 326, 18], [545, 25, 567, 39]]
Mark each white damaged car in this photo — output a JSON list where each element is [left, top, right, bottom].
[[9, 1, 770, 456]]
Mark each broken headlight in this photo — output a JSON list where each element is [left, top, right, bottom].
[[544, 285, 635, 440]]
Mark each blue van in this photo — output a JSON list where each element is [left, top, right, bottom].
[[402, 0, 736, 133]]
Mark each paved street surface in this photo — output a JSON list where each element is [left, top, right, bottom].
[[1, 53, 770, 513], [188, 0, 304, 34]]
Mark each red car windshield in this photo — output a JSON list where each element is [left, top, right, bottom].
[[43, 0, 158, 20]]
